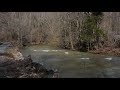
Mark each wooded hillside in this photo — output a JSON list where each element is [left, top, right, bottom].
[[0, 12, 120, 51]]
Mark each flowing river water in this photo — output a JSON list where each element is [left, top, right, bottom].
[[21, 45, 120, 78]]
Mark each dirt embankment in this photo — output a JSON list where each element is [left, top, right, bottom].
[[88, 41, 120, 56], [89, 47, 120, 56]]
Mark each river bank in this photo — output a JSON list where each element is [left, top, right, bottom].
[[89, 47, 120, 57], [0, 55, 55, 78], [0, 42, 57, 78]]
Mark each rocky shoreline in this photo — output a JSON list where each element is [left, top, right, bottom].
[[0, 55, 57, 78], [0, 42, 58, 78]]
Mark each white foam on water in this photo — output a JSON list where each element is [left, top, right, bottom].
[[80, 58, 90, 60], [33, 49, 64, 52], [51, 50, 59, 52], [65, 52, 69, 55], [104, 58, 112, 61], [42, 50, 50, 52], [33, 50, 49, 52], [50, 50, 63, 52]]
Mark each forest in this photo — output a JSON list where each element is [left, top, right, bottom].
[[1, 12, 120, 78], [0, 12, 120, 52]]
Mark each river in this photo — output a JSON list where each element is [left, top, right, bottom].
[[21, 45, 120, 78]]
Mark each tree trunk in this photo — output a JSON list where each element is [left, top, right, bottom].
[[69, 22, 74, 50], [30, 30, 33, 45]]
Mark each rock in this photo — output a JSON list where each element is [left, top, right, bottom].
[[0, 42, 13, 52], [0, 42, 24, 61], [5, 56, 55, 78], [52, 72, 59, 78], [12, 52, 24, 60], [0, 42, 56, 78]]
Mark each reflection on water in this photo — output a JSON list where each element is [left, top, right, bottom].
[[21, 45, 120, 78]]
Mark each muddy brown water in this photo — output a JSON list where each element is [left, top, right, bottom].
[[21, 45, 120, 78]]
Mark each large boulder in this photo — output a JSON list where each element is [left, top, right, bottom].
[[12, 52, 24, 60], [0, 42, 24, 60], [6, 47, 24, 60]]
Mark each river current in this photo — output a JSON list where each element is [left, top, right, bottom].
[[21, 45, 120, 78]]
